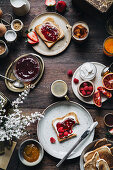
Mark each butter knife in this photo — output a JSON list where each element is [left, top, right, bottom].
[[56, 121, 98, 168]]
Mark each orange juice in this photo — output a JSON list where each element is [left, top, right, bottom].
[[103, 36, 113, 57]]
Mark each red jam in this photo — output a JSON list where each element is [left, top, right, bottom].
[[15, 55, 39, 81], [56, 118, 75, 138], [41, 22, 59, 42]]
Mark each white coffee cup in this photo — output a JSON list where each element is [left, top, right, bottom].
[[51, 80, 69, 100]]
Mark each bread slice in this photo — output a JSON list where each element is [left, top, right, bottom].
[[84, 152, 100, 170], [35, 17, 64, 48], [94, 138, 108, 149], [52, 112, 79, 142], [96, 159, 110, 170], [84, 146, 113, 168]]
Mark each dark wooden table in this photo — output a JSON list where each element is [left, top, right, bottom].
[[0, 0, 113, 169]]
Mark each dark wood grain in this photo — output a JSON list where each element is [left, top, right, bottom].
[[0, 0, 113, 170]]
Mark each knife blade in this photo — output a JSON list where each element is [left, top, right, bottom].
[[56, 121, 98, 168]]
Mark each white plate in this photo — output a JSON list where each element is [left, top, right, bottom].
[[72, 62, 107, 105], [37, 101, 94, 159], [28, 12, 71, 56]]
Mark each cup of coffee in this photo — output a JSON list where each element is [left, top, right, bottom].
[[51, 80, 69, 100], [0, 40, 8, 58]]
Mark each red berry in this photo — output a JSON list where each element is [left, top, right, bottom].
[[56, 1, 67, 13], [59, 133, 64, 138], [64, 131, 68, 136], [50, 137, 56, 143], [73, 78, 79, 84], [67, 70, 73, 77], [83, 82, 88, 87], [80, 88, 84, 92], [58, 127, 64, 133], [88, 86, 93, 92], [87, 91, 91, 95], [84, 86, 89, 91], [81, 90, 86, 96]]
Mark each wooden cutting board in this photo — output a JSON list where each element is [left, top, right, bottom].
[[0, 141, 16, 170]]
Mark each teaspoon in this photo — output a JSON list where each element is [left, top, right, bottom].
[[0, 74, 24, 88], [101, 62, 113, 77]]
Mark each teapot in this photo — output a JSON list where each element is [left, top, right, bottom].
[[10, 0, 30, 16]]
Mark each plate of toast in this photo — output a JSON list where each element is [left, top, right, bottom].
[[28, 12, 71, 56], [80, 138, 113, 170], [37, 101, 94, 159]]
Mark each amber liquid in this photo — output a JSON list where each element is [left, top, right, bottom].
[[0, 43, 5, 55]]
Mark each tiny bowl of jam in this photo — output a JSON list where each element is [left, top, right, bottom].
[[104, 113, 113, 128], [72, 21, 89, 42], [11, 19, 23, 33], [13, 54, 40, 82], [18, 139, 44, 166], [78, 81, 94, 98], [0, 40, 8, 58]]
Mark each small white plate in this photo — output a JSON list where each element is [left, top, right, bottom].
[[72, 62, 107, 105], [28, 12, 71, 56], [37, 101, 94, 159]]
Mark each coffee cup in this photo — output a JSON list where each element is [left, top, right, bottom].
[[0, 40, 8, 58], [51, 80, 69, 101]]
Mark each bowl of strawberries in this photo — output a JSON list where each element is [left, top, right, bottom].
[[78, 81, 94, 98]]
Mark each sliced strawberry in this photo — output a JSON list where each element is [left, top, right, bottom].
[[27, 31, 39, 42], [27, 38, 37, 44], [97, 86, 112, 98], [93, 90, 102, 107], [45, 0, 56, 6]]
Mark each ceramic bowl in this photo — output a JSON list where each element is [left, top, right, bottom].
[[104, 113, 113, 128], [72, 21, 89, 42], [0, 40, 8, 58], [11, 19, 23, 32], [80, 139, 113, 170], [78, 81, 94, 98], [18, 139, 44, 166]]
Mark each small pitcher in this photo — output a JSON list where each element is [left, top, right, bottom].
[[10, 0, 30, 16]]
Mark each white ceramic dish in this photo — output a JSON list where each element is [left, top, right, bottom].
[[28, 12, 71, 56], [72, 62, 107, 105], [37, 101, 94, 159]]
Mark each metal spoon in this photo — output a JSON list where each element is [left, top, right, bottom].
[[0, 74, 24, 88], [101, 62, 113, 77]]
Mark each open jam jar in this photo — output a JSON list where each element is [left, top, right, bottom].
[[13, 55, 40, 82]]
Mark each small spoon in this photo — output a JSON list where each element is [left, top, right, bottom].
[[101, 62, 113, 77], [0, 74, 24, 88]]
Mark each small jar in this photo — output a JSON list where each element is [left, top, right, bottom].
[[11, 19, 23, 34], [0, 40, 8, 58], [103, 36, 113, 57], [4, 30, 17, 44]]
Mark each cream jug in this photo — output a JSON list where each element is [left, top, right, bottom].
[[10, 0, 30, 16]]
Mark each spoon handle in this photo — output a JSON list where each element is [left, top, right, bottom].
[[0, 74, 14, 82]]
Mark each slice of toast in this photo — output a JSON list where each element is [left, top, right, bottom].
[[52, 112, 79, 142], [35, 17, 64, 48], [84, 152, 99, 170]]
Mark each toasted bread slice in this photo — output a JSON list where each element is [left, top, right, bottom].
[[94, 138, 108, 149], [35, 17, 64, 48], [96, 159, 110, 170], [52, 112, 79, 142], [84, 152, 99, 170], [84, 146, 113, 168]]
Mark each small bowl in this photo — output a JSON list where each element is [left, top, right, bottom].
[[11, 19, 23, 32], [0, 40, 8, 58], [18, 139, 44, 166], [104, 113, 113, 127], [4, 30, 17, 43], [78, 81, 94, 98], [72, 21, 89, 42]]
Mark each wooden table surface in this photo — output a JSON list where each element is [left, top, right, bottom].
[[1, 0, 113, 170]]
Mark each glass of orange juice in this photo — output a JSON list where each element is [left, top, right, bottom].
[[103, 36, 113, 57]]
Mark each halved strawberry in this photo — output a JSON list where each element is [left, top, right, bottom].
[[27, 38, 37, 44], [45, 0, 56, 6], [93, 90, 102, 107], [27, 31, 39, 42], [97, 86, 112, 98]]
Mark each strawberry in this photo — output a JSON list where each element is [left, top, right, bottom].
[[50, 137, 56, 143], [27, 31, 39, 42], [56, 1, 67, 13], [27, 38, 37, 44], [73, 78, 79, 84], [67, 70, 73, 77], [84, 86, 89, 91], [109, 128, 113, 135], [45, 0, 56, 6]]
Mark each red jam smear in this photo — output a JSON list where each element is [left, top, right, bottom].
[[15, 55, 39, 80], [56, 118, 75, 138], [41, 22, 59, 42]]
